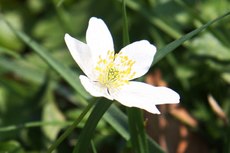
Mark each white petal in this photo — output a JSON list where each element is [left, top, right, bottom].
[[79, 75, 113, 100], [110, 81, 180, 114], [117, 40, 156, 79], [86, 17, 114, 60], [64, 34, 96, 79]]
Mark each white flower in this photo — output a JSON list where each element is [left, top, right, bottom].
[[64, 17, 180, 114]]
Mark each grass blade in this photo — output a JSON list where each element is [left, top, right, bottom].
[[122, 1, 149, 153], [153, 11, 230, 65], [103, 104, 129, 140], [2, 16, 88, 98], [72, 99, 112, 153], [47, 100, 95, 153]]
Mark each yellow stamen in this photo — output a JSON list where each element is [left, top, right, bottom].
[[95, 50, 136, 89]]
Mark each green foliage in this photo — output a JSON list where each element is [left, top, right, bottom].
[[0, 0, 230, 153], [0, 141, 24, 153]]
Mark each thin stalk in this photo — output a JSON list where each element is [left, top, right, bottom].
[[127, 108, 149, 153], [91, 140, 98, 153], [72, 99, 112, 153], [47, 100, 95, 153], [0, 121, 72, 132], [122, 0, 149, 153], [122, 0, 129, 46]]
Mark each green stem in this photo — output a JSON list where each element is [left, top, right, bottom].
[[122, 0, 129, 46], [91, 140, 97, 153], [72, 99, 112, 153], [122, 1, 149, 153], [127, 108, 149, 153], [0, 121, 72, 132], [47, 101, 95, 153]]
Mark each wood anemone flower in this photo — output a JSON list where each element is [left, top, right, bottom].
[[64, 17, 180, 114]]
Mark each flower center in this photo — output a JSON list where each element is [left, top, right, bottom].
[[95, 50, 136, 89]]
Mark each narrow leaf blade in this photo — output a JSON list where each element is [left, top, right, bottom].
[[153, 11, 230, 65]]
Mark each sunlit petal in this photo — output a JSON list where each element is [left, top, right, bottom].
[[117, 40, 156, 80], [64, 34, 96, 79], [79, 75, 113, 100], [110, 81, 180, 114], [86, 17, 114, 61]]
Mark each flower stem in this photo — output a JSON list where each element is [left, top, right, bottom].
[[47, 100, 95, 153], [128, 108, 149, 153], [122, 1, 149, 153], [72, 98, 112, 153], [122, 0, 129, 46]]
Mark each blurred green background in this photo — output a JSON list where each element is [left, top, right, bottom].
[[0, 0, 230, 153]]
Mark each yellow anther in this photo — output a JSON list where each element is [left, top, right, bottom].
[[95, 50, 136, 89]]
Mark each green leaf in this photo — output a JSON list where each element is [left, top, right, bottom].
[[0, 57, 45, 84], [127, 108, 149, 153], [47, 99, 95, 153], [103, 104, 129, 140], [73, 99, 112, 153], [119, 0, 182, 39], [122, 1, 150, 153], [0, 46, 20, 58], [0, 12, 24, 51], [0, 86, 7, 114], [42, 93, 65, 141], [122, 0, 129, 46], [153, 11, 230, 65], [119, 0, 230, 65], [2, 16, 88, 98], [190, 33, 230, 61], [0, 141, 24, 153], [147, 137, 165, 153]]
